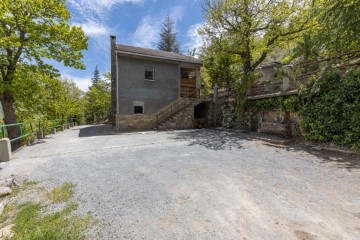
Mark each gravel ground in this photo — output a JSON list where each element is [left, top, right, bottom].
[[1, 125, 360, 239]]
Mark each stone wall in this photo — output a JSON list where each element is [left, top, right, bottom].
[[247, 108, 300, 137], [116, 114, 156, 131], [158, 103, 195, 130]]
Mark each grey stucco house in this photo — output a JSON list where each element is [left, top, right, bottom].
[[110, 35, 203, 131]]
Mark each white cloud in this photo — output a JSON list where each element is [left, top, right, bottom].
[[68, 0, 144, 17], [72, 20, 110, 37], [185, 23, 204, 56], [132, 15, 162, 48], [62, 73, 92, 92], [169, 5, 185, 23], [131, 5, 185, 49]]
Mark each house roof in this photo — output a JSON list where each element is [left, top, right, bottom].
[[116, 44, 202, 65]]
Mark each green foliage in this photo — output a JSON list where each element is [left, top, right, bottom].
[[245, 96, 299, 113], [202, 43, 240, 89], [0, 0, 87, 138], [291, 0, 360, 61], [221, 104, 237, 129], [200, 0, 315, 127], [299, 68, 360, 150], [187, 48, 197, 57], [0, 0, 88, 72], [85, 73, 111, 123], [157, 15, 180, 53], [13, 71, 84, 122]]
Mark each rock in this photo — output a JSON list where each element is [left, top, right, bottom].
[[5, 178, 22, 188], [313, 146, 323, 151], [0, 187, 12, 197], [0, 202, 4, 216], [0, 224, 14, 239]]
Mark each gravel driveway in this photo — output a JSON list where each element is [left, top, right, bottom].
[[1, 125, 360, 239]]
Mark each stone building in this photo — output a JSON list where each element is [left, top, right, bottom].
[[110, 35, 203, 131]]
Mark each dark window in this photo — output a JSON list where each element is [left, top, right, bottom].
[[145, 67, 155, 80], [134, 106, 143, 114]]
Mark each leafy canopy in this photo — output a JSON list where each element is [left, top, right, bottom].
[[0, 0, 88, 81], [290, 0, 360, 62], [201, 0, 315, 74], [200, 0, 316, 126]]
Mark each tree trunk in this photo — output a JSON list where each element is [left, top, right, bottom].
[[0, 90, 21, 150], [236, 60, 255, 130]]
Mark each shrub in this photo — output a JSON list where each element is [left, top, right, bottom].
[[299, 67, 360, 151]]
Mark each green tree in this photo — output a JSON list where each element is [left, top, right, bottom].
[[91, 65, 101, 86], [85, 73, 111, 123], [54, 78, 85, 120], [12, 65, 63, 121], [200, 0, 316, 128], [202, 43, 239, 90], [290, 0, 360, 62], [157, 15, 180, 53], [11, 65, 84, 123], [0, 0, 88, 143]]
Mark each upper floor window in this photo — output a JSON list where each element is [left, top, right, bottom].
[[145, 67, 155, 81]]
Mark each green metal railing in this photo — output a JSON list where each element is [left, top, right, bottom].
[[0, 122, 38, 143], [0, 118, 77, 143]]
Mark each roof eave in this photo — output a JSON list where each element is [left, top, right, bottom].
[[115, 50, 202, 66]]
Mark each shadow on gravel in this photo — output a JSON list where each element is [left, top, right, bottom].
[[294, 146, 360, 172], [172, 129, 360, 170], [263, 142, 360, 172], [78, 125, 105, 137], [170, 129, 251, 150]]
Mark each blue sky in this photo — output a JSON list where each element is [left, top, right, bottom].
[[57, 0, 204, 91]]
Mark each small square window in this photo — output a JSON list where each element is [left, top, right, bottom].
[[134, 101, 144, 114], [145, 67, 155, 80], [134, 106, 143, 114]]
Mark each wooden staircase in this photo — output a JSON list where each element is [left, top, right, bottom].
[[156, 87, 210, 130]]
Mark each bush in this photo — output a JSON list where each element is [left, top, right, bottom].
[[221, 103, 237, 128], [299, 67, 360, 151]]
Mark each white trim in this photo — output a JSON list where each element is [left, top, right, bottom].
[[144, 66, 155, 81]]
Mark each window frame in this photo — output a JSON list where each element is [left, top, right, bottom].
[[144, 66, 155, 81], [133, 101, 144, 114]]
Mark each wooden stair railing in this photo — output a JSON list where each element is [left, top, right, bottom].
[[156, 87, 198, 128]]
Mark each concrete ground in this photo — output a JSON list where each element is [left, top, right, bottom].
[[1, 125, 360, 239]]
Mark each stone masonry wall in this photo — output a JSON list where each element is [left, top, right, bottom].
[[117, 114, 156, 131], [158, 102, 199, 130]]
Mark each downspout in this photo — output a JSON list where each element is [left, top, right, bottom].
[[110, 35, 119, 129], [115, 51, 119, 131]]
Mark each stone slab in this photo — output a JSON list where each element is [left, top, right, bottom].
[[0, 138, 12, 162]]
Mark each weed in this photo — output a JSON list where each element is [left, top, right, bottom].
[[45, 182, 75, 203]]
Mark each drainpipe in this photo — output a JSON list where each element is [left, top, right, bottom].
[[110, 35, 119, 129]]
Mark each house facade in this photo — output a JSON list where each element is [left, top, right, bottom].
[[110, 35, 203, 131]]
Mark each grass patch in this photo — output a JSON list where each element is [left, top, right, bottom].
[[0, 203, 17, 223], [1, 182, 95, 240], [11, 202, 91, 240], [45, 182, 75, 203]]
